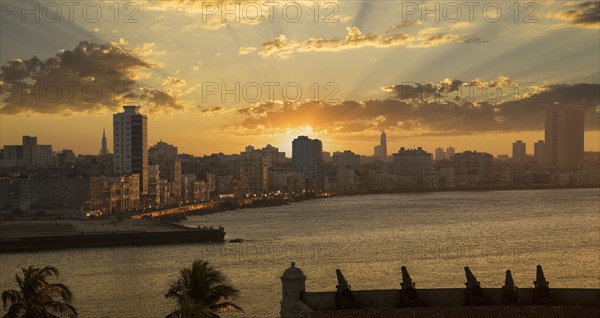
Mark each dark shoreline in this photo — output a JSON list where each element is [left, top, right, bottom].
[[0, 227, 226, 253]]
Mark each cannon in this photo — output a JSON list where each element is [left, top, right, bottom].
[[501, 270, 519, 304], [399, 266, 425, 307], [464, 267, 488, 305], [533, 265, 553, 305], [334, 269, 361, 310]]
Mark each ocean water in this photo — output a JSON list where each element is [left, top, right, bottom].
[[2, 188, 599, 317]]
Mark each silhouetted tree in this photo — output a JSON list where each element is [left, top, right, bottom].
[[2, 265, 77, 318], [165, 260, 242, 318]]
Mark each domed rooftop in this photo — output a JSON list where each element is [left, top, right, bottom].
[[281, 262, 307, 280]]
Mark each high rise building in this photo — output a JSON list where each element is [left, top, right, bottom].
[[380, 131, 387, 159], [292, 136, 323, 190], [512, 140, 526, 163], [113, 106, 148, 198], [435, 147, 446, 161], [100, 129, 108, 155], [446, 147, 455, 160], [534, 140, 545, 162], [374, 131, 388, 161], [544, 104, 584, 171]]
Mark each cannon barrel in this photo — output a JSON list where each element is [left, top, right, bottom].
[[504, 270, 516, 292], [464, 266, 479, 288], [535, 265, 548, 288], [336, 269, 349, 292], [502, 270, 519, 304], [401, 266, 414, 289]]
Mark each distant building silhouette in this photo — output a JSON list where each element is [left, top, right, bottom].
[[544, 104, 584, 171], [332, 150, 360, 168], [1, 136, 52, 168], [454, 151, 494, 187], [149, 141, 178, 164], [149, 141, 180, 204], [374, 131, 388, 161], [322, 151, 332, 163], [435, 147, 446, 161], [512, 140, 526, 163], [446, 147, 455, 160], [100, 129, 109, 155], [373, 145, 380, 158], [113, 106, 148, 198], [292, 136, 323, 191], [380, 131, 387, 158], [392, 147, 433, 188]]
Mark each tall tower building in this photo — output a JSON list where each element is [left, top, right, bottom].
[[292, 136, 323, 190], [512, 140, 526, 163], [100, 129, 108, 155], [544, 104, 584, 171], [380, 131, 387, 159], [113, 106, 148, 197]]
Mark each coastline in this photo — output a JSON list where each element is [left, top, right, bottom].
[[0, 219, 225, 253], [1, 186, 597, 253], [168, 184, 600, 219]]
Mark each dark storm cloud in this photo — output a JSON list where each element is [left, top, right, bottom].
[[548, 1, 600, 28], [0, 41, 187, 115], [382, 77, 512, 101], [232, 83, 599, 136]]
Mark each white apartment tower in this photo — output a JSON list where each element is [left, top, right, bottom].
[[113, 106, 148, 197]]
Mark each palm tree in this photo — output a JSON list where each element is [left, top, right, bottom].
[[2, 265, 77, 318], [165, 260, 242, 318]]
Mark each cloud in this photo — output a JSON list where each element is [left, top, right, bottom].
[[257, 27, 414, 59], [162, 76, 187, 88], [237, 101, 282, 116], [192, 61, 203, 71], [230, 83, 599, 136], [0, 41, 188, 115], [386, 20, 424, 33], [547, 1, 600, 29], [200, 106, 225, 113], [408, 34, 486, 48], [381, 76, 515, 101], [129, 42, 167, 57], [239, 47, 257, 55], [254, 26, 484, 59]]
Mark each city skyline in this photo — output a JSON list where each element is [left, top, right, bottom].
[[1, 1, 599, 156], [1, 2, 598, 317]]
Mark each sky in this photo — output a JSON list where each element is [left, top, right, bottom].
[[1, 0, 599, 157]]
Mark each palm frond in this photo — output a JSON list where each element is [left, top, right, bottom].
[[208, 301, 243, 313]]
